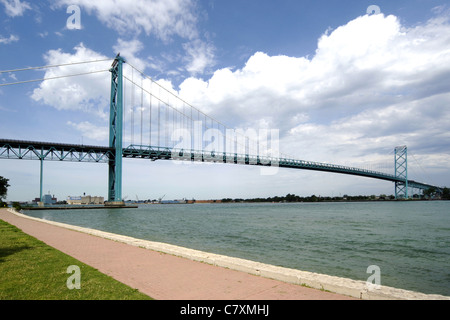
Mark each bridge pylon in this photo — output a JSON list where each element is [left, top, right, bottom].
[[107, 54, 125, 205], [395, 145, 408, 199]]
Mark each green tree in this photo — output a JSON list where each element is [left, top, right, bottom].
[[0, 176, 10, 201], [424, 187, 437, 198], [442, 187, 450, 200], [12, 202, 22, 211]]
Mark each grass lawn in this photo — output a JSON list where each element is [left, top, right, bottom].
[[0, 219, 152, 300]]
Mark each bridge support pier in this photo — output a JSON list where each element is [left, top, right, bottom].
[[39, 157, 43, 202]]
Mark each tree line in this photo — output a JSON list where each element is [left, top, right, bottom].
[[222, 189, 450, 203], [0, 176, 10, 207]]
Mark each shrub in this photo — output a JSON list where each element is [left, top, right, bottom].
[[12, 202, 22, 211]]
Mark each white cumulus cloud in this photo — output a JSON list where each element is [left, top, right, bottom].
[[183, 39, 216, 75], [0, 0, 31, 17], [113, 38, 147, 72], [67, 121, 108, 141], [53, 0, 215, 76], [31, 43, 111, 117], [53, 0, 198, 40], [0, 34, 19, 44], [30, 44, 113, 143]]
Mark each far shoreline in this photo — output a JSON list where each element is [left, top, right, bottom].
[[8, 196, 447, 211]]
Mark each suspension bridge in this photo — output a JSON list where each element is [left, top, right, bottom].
[[0, 54, 444, 204]]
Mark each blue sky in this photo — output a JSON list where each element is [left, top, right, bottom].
[[1, 0, 449, 201]]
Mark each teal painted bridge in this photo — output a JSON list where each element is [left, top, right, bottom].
[[0, 139, 442, 200]]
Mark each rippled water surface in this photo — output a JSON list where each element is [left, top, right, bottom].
[[24, 201, 450, 296]]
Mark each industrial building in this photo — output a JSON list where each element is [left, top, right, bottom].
[[67, 195, 104, 205], [33, 194, 57, 205]]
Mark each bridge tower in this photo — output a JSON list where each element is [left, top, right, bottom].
[[395, 145, 408, 199], [107, 54, 125, 204]]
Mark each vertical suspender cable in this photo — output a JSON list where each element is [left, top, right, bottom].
[[165, 96, 168, 147], [190, 105, 193, 150], [158, 86, 161, 148], [131, 67, 134, 145], [149, 81, 152, 146], [171, 100, 174, 148], [140, 76, 143, 146], [123, 76, 126, 144]]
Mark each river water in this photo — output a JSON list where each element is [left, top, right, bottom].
[[24, 201, 450, 296]]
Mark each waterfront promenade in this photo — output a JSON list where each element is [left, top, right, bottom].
[[2, 208, 449, 300], [0, 208, 353, 300]]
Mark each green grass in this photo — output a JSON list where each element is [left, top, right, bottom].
[[0, 219, 152, 300]]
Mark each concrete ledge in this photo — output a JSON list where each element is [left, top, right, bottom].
[[8, 209, 450, 300]]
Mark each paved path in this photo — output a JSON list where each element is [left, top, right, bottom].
[[0, 209, 354, 300]]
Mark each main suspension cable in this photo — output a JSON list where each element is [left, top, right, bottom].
[[0, 58, 113, 75], [0, 69, 110, 87]]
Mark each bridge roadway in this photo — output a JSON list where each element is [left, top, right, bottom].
[[0, 139, 441, 192], [0, 139, 114, 163]]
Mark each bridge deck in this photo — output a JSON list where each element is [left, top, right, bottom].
[[0, 139, 114, 163], [123, 145, 439, 191], [0, 139, 441, 191]]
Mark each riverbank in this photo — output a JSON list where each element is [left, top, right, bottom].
[[1, 208, 448, 300], [22, 205, 138, 211]]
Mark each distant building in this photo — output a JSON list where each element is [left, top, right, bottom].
[[33, 194, 57, 205], [67, 195, 104, 205]]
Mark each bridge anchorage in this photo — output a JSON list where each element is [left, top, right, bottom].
[[0, 54, 445, 203]]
